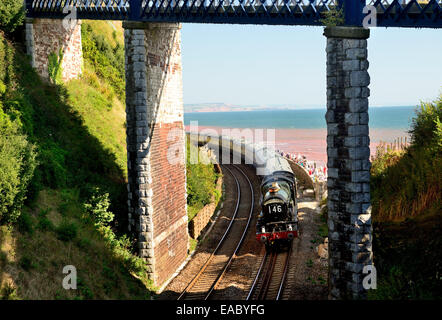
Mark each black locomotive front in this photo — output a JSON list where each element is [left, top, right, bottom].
[[256, 171, 298, 248]]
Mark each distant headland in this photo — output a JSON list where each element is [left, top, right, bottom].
[[184, 103, 321, 113]]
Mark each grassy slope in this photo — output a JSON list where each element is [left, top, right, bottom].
[[0, 22, 155, 299], [0, 20, 220, 299], [369, 98, 442, 299], [1, 190, 149, 299]]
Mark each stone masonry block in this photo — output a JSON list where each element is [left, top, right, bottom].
[[346, 48, 367, 60], [349, 147, 370, 159], [350, 71, 370, 87], [343, 60, 360, 71], [349, 98, 368, 113], [345, 87, 361, 99], [348, 125, 369, 137], [344, 113, 360, 126]]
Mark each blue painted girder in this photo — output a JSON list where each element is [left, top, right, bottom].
[[25, 0, 442, 28]]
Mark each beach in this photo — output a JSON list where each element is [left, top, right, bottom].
[[185, 125, 410, 166]]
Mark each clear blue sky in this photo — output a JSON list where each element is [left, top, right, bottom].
[[181, 24, 442, 108]]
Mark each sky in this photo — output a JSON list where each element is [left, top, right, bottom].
[[180, 24, 442, 108]]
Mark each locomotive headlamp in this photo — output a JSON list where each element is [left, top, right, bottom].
[[269, 182, 280, 193]]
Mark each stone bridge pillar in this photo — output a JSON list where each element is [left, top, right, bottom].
[[25, 18, 83, 82], [123, 22, 189, 286], [324, 27, 373, 299]]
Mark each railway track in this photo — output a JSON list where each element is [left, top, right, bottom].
[[177, 164, 254, 300], [247, 245, 292, 300]]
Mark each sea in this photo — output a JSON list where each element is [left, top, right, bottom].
[[184, 106, 416, 164], [184, 106, 416, 130]]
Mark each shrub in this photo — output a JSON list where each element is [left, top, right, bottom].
[[56, 220, 78, 242], [76, 237, 91, 249], [0, 110, 37, 224], [409, 96, 442, 151], [0, 0, 24, 33], [77, 277, 94, 300], [369, 95, 442, 299], [37, 141, 68, 189], [81, 23, 125, 100], [48, 49, 63, 85], [0, 251, 7, 265], [320, 5, 344, 27], [186, 140, 217, 208], [17, 211, 33, 234], [371, 95, 441, 222], [83, 188, 114, 227], [36, 209, 54, 231], [0, 282, 18, 300], [19, 256, 34, 271]]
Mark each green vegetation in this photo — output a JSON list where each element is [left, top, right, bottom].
[[81, 22, 125, 100], [369, 95, 442, 299], [371, 96, 441, 222], [48, 49, 63, 85], [0, 108, 37, 224], [0, 19, 219, 298], [0, 22, 154, 298], [320, 5, 345, 27], [0, 190, 152, 299], [0, 0, 24, 33], [186, 139, 220, 221]]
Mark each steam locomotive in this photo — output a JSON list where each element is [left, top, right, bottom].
[[256, 155, 299, 250], [189, 133, 299, 250]]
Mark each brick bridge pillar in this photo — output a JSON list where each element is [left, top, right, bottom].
[[324, 27, 373, 299], [25, 18, 83, 82], [123, 22, 189, 286]]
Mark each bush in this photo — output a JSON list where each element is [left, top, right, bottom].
[[19, 256, 33, 271], [83, 188, 114, 227], [17, 211, 33, 234], [371, 95, 441, 222], [369, 95, 442, 299], [186, 140, 218, 208], [0, 282, 18, 300], [0, 0, 24, 33], [48, 49, 63, 85], [56, 220, 78, 242], [76, 237, 91, 249], [36, 209, 54, 231], [81, 23, 125, 100], [409, 96, 442, 151], [0, 110, 37, 224]]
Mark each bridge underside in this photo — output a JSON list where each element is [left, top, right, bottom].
[[26, 1, 442, 28]]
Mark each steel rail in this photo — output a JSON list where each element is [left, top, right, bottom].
[[204, 164, 255, 300], [257, 251, 277, 300], [177, 165, 241, 300], [276, 245, 292, 300], [247, 245, 292, 300], [246, 248, 268, 300]]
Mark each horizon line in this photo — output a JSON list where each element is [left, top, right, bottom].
[[183, 105, 417, 112]]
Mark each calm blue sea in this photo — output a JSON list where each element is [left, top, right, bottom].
[[184, 106, 416, 130]]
